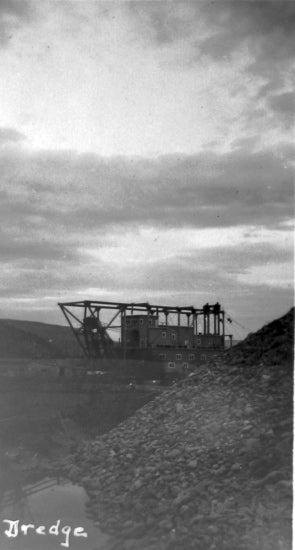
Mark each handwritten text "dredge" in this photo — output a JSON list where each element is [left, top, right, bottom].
[[3, 519, 88, 548]]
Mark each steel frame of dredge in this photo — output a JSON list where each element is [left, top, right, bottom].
[[58, 300, 230, 362]]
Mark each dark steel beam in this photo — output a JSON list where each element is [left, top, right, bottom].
[[58, 300, 208, 314], [58, 305, 89, 356]]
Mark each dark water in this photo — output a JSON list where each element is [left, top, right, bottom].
[[0, 479, 109, 550], [0, 385, 156, 550]]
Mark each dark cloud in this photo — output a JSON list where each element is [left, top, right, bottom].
[[0, 0, 33, 45], [126, 1, 198, 46], [0, 127, 26, 145], [138, 242, 293, 293], [180, 242, 292, 273], [0, 237, 76, 262], [127, 1, 295, 100], [0, 144, 293, 238], [68, 148, 293, 230], [127, 1, 295, 57], [199, 1, 295, 60], [0, 251, 121, 304], [230, 137, 259, 151], [267, 91, 295, 128]]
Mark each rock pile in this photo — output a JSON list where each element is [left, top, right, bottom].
[[68, 308, 293, 550], [226, 307, 294, 368]]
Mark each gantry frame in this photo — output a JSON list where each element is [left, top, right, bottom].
[[58, 300, 226, 359]]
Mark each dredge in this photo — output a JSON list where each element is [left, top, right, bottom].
[[59, 300, 232, 382]]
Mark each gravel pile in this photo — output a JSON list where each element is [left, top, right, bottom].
[[68, 308, 293, 550], [225, 307, 294, 368]]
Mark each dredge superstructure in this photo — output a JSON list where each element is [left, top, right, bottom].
[[59, 300, 232, 381]]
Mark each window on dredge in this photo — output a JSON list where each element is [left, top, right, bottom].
[[168, 362, 175, 369], [162, 331, 166, 338], [201, 354, 206, 361], [176, 353, 182, 360], [159, 353, 166, 360], [189, 353, 195, 360]]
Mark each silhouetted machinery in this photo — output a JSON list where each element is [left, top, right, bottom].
[[82, 315, 114, 358], [58, 300, 232, 381]]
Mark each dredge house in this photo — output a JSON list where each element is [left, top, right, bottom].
[[59, 300, 232, 380]]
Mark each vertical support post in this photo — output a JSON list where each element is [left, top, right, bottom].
[[122, 307, 127, 360], [176, 308, 180, 348], [146, 305, 150, 349]]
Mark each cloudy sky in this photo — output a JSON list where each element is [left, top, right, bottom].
[[0, 0, 294, 337]]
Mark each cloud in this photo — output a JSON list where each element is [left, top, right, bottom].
[[126, 1, 199, 46], [267, 91, 295, 128], [0, 140, 293, 246], [199, 1, 295, 60], [130, 248, 292, 298], [0, 127, 26, 145], [0, 0, 33, 46], [127, 1, 295, 58], [0, 236, 76, 262], [65, 148, 293, 229], [0, 233, 292, 335], [0, 135, 293, 324], [147, 238, 293, 287], [197, 2, 295, 127], [127, 1, 295, 100]]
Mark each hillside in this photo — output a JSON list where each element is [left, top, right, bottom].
[[0, 319, 83, 358], [66, 307, 293, 550], [225, 307, 294, 368]]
